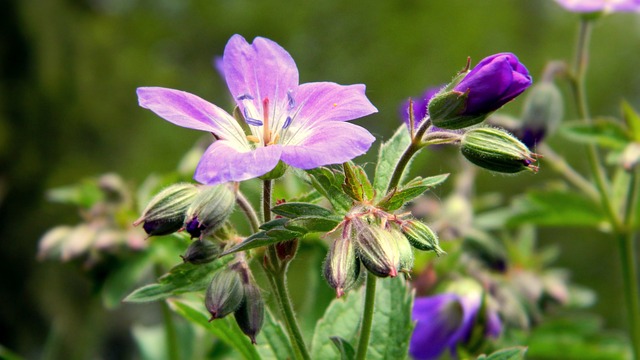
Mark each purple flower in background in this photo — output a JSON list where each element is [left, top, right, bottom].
[[454, 53, 532, 116], [400, 87, 440, 129], [137, 35, 377, 185], [554, 0, 640, 12], [409, 289, 501, 360]]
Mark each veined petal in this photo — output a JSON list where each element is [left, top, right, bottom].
[[292, 82, 378, 127], [137, 87, 248, 145], [280, 121, 375, 169], [194, 141, 283, 184], [223, 35, 299, 119]]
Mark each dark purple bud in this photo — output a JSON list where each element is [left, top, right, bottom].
[[133, 183, 200, 237], [234, 281, 265, 344], [205, 268, 244, 320], [185, 217, 205, 239], [184, 185, 236, 239], [180, 239, 220, 264]]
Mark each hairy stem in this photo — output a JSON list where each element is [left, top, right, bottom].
[[621, 171, 640, 359], [538, 143, 599, 201], [236, 190, 260, 234]]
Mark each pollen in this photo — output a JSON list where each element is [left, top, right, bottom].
[[333, 103, 338, 107], [247, 135, 261, 143]]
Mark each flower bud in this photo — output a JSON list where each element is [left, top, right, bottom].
[[180, 239, 221, 264], [429, 53, 532, 130], [133, 183, 200, 237], [234, 281, 265, 344], [323, 236, 361, 297], [184, 184, 236, 239], [205, 268, 244, 320], [276, 239, 299, 262], [460, 127, 540, 173], [517, 81, 563, 148], [401, 220, 445, 256], [395, 235, 415, 276], [354, 222, 401, 278]]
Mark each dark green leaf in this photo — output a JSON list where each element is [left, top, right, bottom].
[[508, 191, 606, 228], [271, 202, 333, 219], [259, 218, 289, 231], [265, 227, 304, 241], [560, 119, 631, 150], [220, 231, 281, 256], [311, 289, 363, 359], [377, 174, 449, 211], [123, 257, 232, 302], [306, 167, 353, 212], [330, 337, 356, 360], [284, 216, 340, 233], [170, 300, 260, 360], [256, 310, 296, 360], [622, 100, 640, 142], [367, 277, 414, 360], [374, 125, 412, 200], [482, 347, 528, 360]]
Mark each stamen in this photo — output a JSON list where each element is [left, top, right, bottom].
[[287, 90, 295, 109], [263, 98, 271, 145], [237, 94, 254, 101], [268, 133, 280, 146], [243, 108, 263, 126], [283, 116, 292, 129], [246, 135, 261, 143]]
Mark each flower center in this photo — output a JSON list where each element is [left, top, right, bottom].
[[238, 92, 298, 147]]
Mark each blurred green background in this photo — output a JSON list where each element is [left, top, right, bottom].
[[2, 0, 640, 358]]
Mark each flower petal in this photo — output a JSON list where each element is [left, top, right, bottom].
[[223, 35, 299, 118], [279, 121, 375, 169], [292, 82, 378, 127], [194, 141, 283, 185], [137, 87, 248, 146], [410, 294, 464, 360]]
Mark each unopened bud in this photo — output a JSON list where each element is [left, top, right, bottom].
[[276, 239, 299, 262], [395, 236, 415, 276], [180, 240, 220, 264], [133, 183, 200, 236], [401, 220, 445, 256], [354, 222, 401, 278], [323, 236, 361, 297], [518, 81, 563, 147], [234, 281, 265, 344], [184, 185, 236, 239], [460, 127, 540, 173], [205, 268, 244, 320], [258, 161, 288, 181]]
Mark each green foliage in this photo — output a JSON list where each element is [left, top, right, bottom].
[[330, 336, 356, 360], [124, 256, 232, 302], [101, 251, 154, 308], [306, 167, 353, 212], [477, 347, 527, 360], [271, 202, 333, 219], [508, 190, 606, 227], [311, 289, 363, 359], [560, 118, 631, 150], [373, 125, 412, 198], [256, 310, 296, 360], [342, 161, 375, 202], [377, 174, 449, 211]]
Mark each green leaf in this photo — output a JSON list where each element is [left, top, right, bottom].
[[170, 299, 260, 360], [306, 167, 353, 212], [560, 119, 631, 150], [46, 179, 104, 208], [622, 100, 640, 142], [311, 290, 364, 359], [284, 216, 340, 233], [508, 190, 606, 228], [330, 337, 356, 360], [481, 347, 528, 360], [102, 252, 153, 308], [342, 162, 374, 202], [271, 202, 333, 219], [123, 257, 232, 302], [367, 277, 414, 360], [377, 174, 449, 211], [256, 310, 296, 360], [374, 125, 412, 199], [220, 231, 283, 256]]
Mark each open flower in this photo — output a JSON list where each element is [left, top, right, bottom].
[[137, 35, 377, 185], [553, 0, 640, 13]]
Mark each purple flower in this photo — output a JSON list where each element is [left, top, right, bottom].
[[454, 53, 532, 116], [137, 35, 377, 185], [400, 87, 440, 129], [409, 291, 501, 360], [554, 0, 640, 13]]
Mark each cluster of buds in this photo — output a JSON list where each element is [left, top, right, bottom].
[[324, 205, 443, 297], [133, 183, 236, 239], [205, 258, 264, 344]]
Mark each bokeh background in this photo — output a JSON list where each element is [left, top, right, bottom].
[[2, 0, 640, 358]]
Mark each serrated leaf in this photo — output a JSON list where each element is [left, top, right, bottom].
[[256, 310, 296, 360], [284, 216, 340, 233], [330, 337, 356, 360], [377, 174, 449, 211], [271, 202, 333, 219], [622, 100, 640, 142], [170, 300, 260, 360], [311, 290, 364, 359], [306, 167, 353, 212], [366, 277, 414, 360], [123, 257, 232, 302], [560, 119, 631, 150], [508, 191, 606, 228], [482, 347, 528, 360], [374, 125, 412, 199]]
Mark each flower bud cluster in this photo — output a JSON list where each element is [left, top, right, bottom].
[[134, 183, 236, 239], [205, 258, 264, 344], [324, 205, 443, 297]]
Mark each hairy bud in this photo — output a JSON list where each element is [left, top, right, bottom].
[[184, 185, 236, 239], [460, 127, 540, 173], [133, 183, 200, 236], [401, 220, 445, 256], [234, 281, 265, 344], [180, 240, 220, 265], [354, 222, 401, 278], [324, 236, 361, 297], [205, 268, 244, 320]]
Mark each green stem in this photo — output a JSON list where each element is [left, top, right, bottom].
[[262, 180, 310, 360], [355, 272, 378, 360], [538, 143, 599, 201], [387, 143, 422, 192], [156, 266, 179, 360], [617, 231, 640, 360], [236, 190, 260, 234]]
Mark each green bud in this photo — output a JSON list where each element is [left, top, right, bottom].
[[205, 268, 244, 320], [185, 185, 236, 239], [180, 240, 220, 265], [134, 183, 200, 236], [323, 236, 361, 297], [429, 90, 488, 130], [234, 281, 265, 344], [354, 222, 401, 278], [258, 160, 288, 181], [395, 236, 415, 276], [401, 220, 445, 256], [460, 127, 540, 173]]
